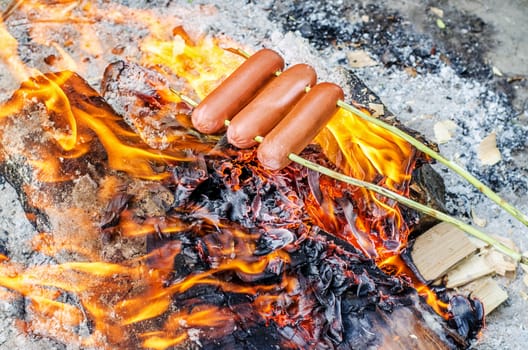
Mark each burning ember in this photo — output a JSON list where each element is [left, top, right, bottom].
[[0, 1, 484, 349]]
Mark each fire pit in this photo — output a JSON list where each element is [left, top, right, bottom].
[[1, 1, 527, 349]]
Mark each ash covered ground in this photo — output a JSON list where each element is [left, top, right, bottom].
[[0, 0, 527, 349]]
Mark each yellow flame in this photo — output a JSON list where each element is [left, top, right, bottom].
[[0, 1, 448, 347], [141, 35, 245, 100], [317, 107, 414, 186]]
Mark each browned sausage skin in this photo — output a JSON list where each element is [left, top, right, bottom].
[[191, 48, 284, 134], [257, 82, 344, 170], [227, 63, 317, 148]]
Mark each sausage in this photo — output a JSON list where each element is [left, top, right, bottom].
[[226, 64, 317, 148], [257, 82, 344, 170], [191, 48, 284, 134]]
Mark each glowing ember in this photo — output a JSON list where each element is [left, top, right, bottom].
[[0, 1, 483, 349]]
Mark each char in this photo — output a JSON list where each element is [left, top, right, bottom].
[[171, 153, 208, 207], [0, 69, 483, 349], [155, 146, 483, 348], [448, 295, 485, 340]]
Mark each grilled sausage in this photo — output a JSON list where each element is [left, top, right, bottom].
[[257, 82, 344, 170], [191, 48, 284, 134], [226, 63, 317, 148]]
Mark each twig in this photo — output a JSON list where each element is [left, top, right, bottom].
[[337, 100, 528, 228], [2, 0, 25, 21]]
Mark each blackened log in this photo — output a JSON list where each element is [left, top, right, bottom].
[[99, 62, 483, 347]]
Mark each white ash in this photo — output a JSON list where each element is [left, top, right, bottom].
[[0, 179, 68, 350]]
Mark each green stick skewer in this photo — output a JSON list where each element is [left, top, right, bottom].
[[228, 121, 526, 265]]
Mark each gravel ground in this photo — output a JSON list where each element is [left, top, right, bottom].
[[0, 0, 527, 349]]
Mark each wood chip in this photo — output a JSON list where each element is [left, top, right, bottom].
[[478, 132, 502, 165], [467, 278, 508, 315], [471, 208, 487, 227], [445, 254, 494, 288], [411, 222, 477, 281], [433, 120, 457, 144], [429, 7, 444, 18], [368, 103, 384, 118], [347, 50, 377, 68]]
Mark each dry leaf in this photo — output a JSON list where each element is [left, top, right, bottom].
[[478, 132, 501, 165], [368, 103, 384, 118], [429, 7, 444, 18], [433, 120, 457, 144], [347, 50, 377, 68]]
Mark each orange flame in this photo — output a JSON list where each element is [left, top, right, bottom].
[[0, 0, 451, 347], [379, 255, 449, 317]]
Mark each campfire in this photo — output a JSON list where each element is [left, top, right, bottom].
[[2, 1, 523, 349]]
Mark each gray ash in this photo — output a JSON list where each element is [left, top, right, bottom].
[[269, 0, 494, 79], [269, 1, 355, 50]]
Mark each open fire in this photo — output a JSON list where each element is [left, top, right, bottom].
[[0, 1, 484, 349]]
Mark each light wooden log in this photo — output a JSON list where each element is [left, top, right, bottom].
[[411, 222, 477, 281]]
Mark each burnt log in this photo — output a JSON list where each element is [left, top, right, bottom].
[[0, 70, 482, 349]]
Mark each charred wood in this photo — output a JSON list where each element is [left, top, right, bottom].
[[0, 70, 483, 349]]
